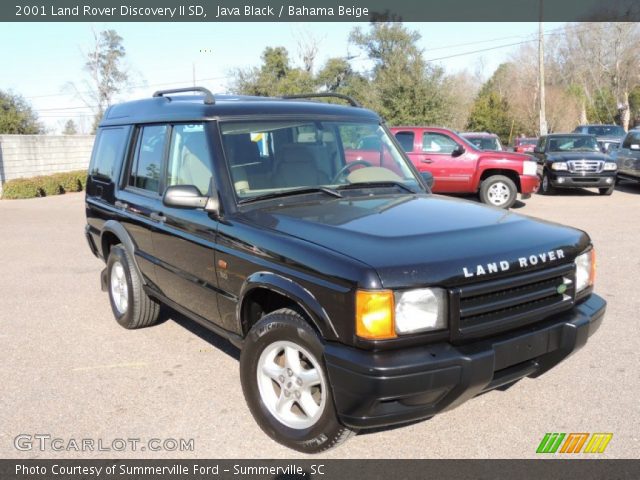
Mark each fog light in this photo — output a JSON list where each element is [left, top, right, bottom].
[[557, 177, 565, 184], [606, 178, 613, 184]]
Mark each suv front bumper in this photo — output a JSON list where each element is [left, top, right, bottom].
[[324, 294, 605, 429], [550, 172, 616, 189]]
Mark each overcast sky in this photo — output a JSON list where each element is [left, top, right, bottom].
[[0, 21, 564, 133]]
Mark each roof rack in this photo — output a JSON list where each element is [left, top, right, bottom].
[[281, 93, 361, 108], [152, 86, 215, 105]]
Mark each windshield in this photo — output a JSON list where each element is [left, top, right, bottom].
[[464, 136, 501, 151], [548, 135, 599, 152], [516, 138, 537, 145], [220, 120, 422, 201], [586, 125, 625, 137]]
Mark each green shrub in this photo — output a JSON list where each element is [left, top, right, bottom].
[[1, 178, 43, 199], [1, 170, 88, 199]]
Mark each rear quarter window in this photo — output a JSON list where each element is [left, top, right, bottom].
[[89, 127, 129, 181]]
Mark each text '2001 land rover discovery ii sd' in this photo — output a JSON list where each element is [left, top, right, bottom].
[[84, 87, 606, 453]]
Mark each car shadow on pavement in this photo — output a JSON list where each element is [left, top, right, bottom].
[[162, 307, 241, 360], [536, 188, 600, 196]]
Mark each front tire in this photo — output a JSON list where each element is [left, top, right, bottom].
[[540, 172, 556, 195], [479, 175, 517, 208], [240, 309, 355, 453], [106, 244, 160, 329]]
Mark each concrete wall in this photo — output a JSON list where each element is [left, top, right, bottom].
[[0, 135, 95, 195]]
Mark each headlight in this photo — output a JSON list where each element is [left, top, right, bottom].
[[551, 162, 568, 171], [603, 162, 617, 171], [395, 288, 447, 334], [355, 288, 448, 339], [574, 249, 596, 293], [523, 160, 537, 176]]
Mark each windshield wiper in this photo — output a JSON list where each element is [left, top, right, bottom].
[[337, 181, 417, 194], [239, 186, 342, 204]]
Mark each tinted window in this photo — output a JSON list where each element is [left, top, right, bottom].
[[90, 128, 128, 181], [167, 124, 213, 196], [129, 125, 167, 193], [622, 132, 640, 149], [547, 135, 599, 152], [422, 132, 458, 153], [394, 131, 415, 152]]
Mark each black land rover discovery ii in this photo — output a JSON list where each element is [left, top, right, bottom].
[[85, 87, 606, 453]]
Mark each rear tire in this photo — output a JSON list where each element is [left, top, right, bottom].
[[599, 186, 614, 196], [479, 175, 517, 209], [240, 308, 355, 453], [106, 244, 160, 329]]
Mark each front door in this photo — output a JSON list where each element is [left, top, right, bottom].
[[150, 123, 224, 328], [418, 131, 476, 192]]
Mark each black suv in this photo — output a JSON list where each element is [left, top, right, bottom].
[[533, 133, 618, 195], [85, 87, 606, 453]]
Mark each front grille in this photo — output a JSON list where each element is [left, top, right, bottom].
[[568, 160, 603, 173], [449, 263, 575, 342]]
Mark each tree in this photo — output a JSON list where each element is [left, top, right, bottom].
[[62, 119, 78, 135], [466, 91, 516, 143], [349, 23, 453, 125], [230, 46, 315, 97], [70, 29, 129, 133], [0, 90, 43, 134]]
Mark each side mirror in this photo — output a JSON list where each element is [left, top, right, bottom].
[[452, 145, 465, 157], [163, 184, 218, 213], [420, 171, 435, 189]]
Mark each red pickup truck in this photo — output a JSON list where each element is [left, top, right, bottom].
[[390, 126, 539, 208]]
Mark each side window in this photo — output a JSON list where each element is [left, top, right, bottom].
[[394, 131, 415, 152], [90, 127, 128, 181], [129, 125, 168, 193], [422, 132, 458, 154], [167, 124, 213, 196]]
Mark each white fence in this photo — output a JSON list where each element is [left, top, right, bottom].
[[0, 135, 95, 196]]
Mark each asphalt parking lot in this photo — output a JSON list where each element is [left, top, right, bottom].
[[1, 184, 638, 459]]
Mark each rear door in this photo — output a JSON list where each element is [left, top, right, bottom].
[[150, 123, 224, 328], [117, 124, 170, 284]]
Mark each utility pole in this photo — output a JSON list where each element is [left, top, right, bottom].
[[538, 1, 548, 135]]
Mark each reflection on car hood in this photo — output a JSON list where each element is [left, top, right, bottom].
[[547, 152, 609, 162], [243, 194, 589, 288]]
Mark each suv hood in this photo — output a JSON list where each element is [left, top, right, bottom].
[[242, 195, 589, 288]]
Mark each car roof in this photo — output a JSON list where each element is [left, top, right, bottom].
[[546, 133, 595, 137], [459, 132, 498, 137], [99, 93, 380, 127]]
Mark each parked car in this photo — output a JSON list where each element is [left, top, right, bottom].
[[573, 124, 626, 153], [610, 129, 640, 184], [85, 88, 605, 453], [513, 136, 538, 153], [533, 133, 617, 195], [460, 132, 503, 151], [390, 126, 539, 208]]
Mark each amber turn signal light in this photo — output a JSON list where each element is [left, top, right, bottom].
[[356, 290, 396, 340]]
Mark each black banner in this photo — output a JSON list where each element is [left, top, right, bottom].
[[4, 0, 640, 22], [1, 460, 640, 480]]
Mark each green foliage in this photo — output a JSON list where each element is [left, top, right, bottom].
[[1, 170, 87, 199], [466, 91, 518, 145], [0, 90, 44, 134], [586, 88, 617, 124], [229, 23, 454, 126]]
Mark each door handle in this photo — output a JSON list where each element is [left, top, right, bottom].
[[115, 200, 128, 210], [150, 212, 166, 223], [421, 158, 434, 164]]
